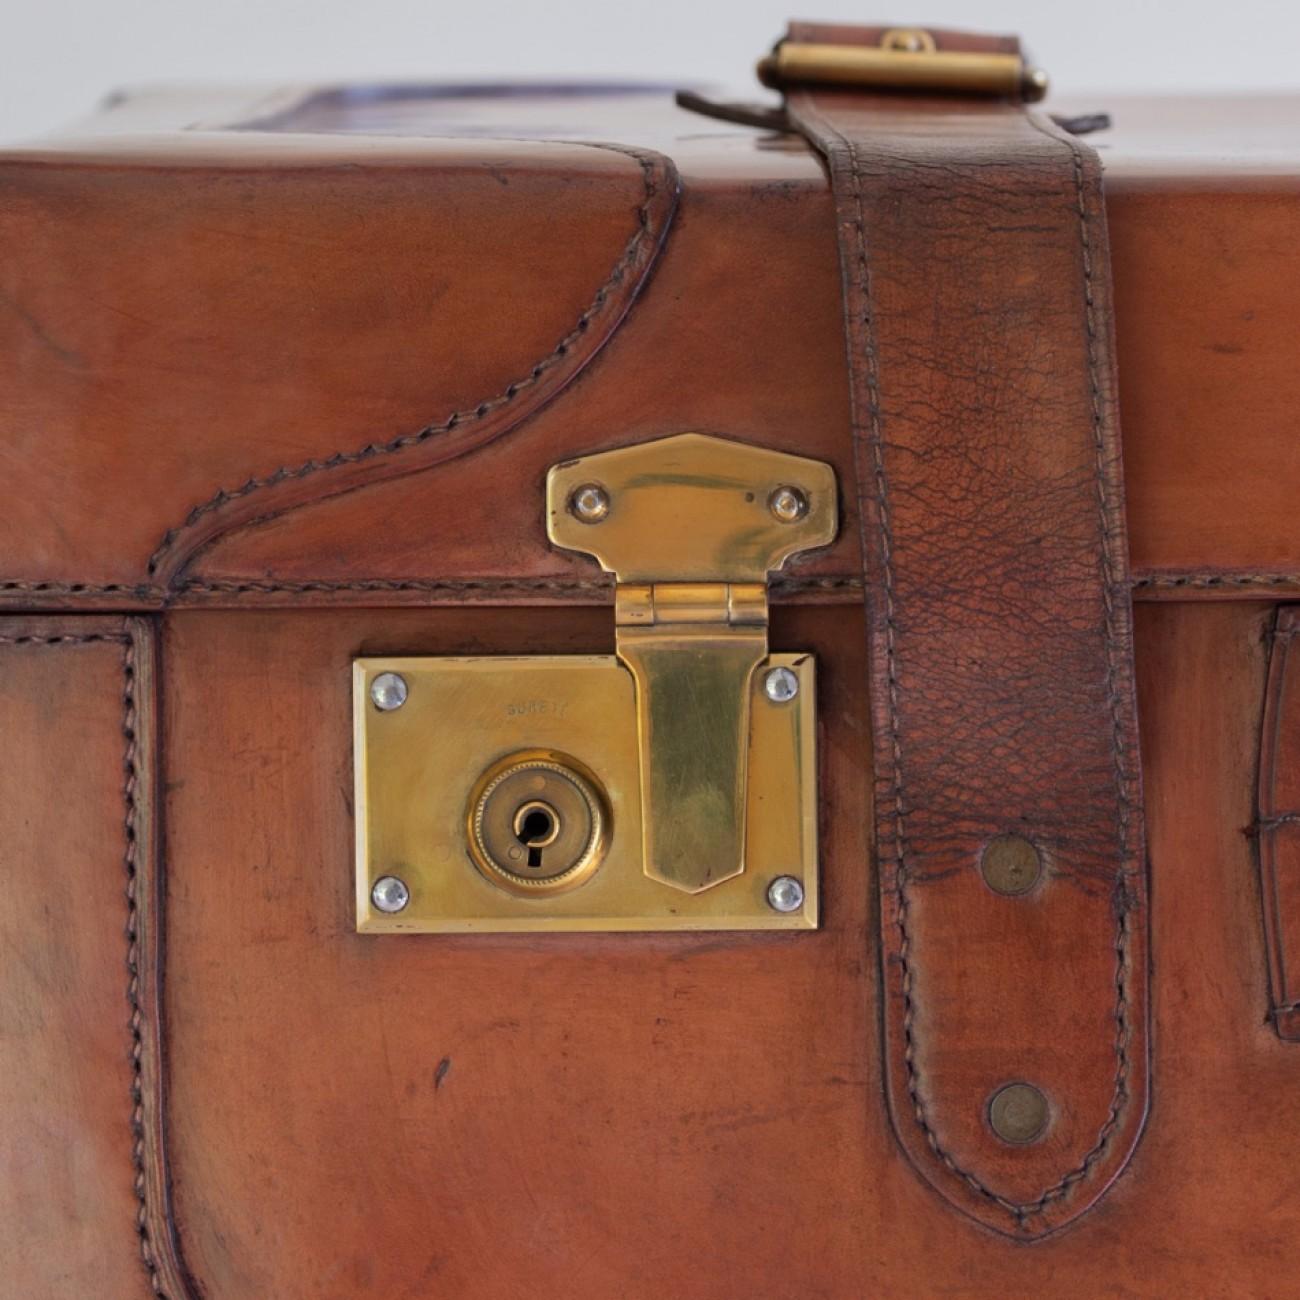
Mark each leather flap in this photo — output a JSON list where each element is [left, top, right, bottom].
[[0, 115, 677, 594]]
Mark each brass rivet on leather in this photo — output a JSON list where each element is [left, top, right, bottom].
[[988, 1083, 1050, 1145], [980, 833, 1042, 896]]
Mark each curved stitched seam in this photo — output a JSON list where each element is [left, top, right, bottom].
[[809, 90, 1136, 1230], [145, 140, 671, 579]]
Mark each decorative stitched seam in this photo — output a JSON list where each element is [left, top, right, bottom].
[[0, 633, 128, 646], [0, 632, 168, 1293], [0, 575, 868, 598], [119, 630, 173, 1298], [812, 90, 1135, 1232], [2, 572, 1299, 598], [144, 141, 671, 580], [1258, 812, 1300, 829], [1133, 573, 1300, 590]]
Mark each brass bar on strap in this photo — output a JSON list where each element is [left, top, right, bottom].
[[757, 41, 1043, 100]]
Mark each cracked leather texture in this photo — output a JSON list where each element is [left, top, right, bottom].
[[785, 22, 1150, 1237]]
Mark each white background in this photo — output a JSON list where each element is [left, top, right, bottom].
[[2, 0, 1299, 142]]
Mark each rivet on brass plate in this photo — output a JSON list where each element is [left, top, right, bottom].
[[980, 834, 1042, 896], [768, 485, 808, 524], [988, 1082, 1050, 1145], [569, 483, 610, 524]]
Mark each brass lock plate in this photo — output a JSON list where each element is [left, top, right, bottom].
[[354, 653, 817, 933]]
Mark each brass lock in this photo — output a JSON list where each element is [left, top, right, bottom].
[[467, 752, 609, 895], [353, 432, 837, 934]]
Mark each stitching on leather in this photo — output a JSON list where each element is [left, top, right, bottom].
[[144, 141, 667, 580], [1, 571, 1298, 598], [807, 90, 1138, 1231], [0, 631, 170, 1293], [1257, 812, 1300, 830], [119, 630, 174, 1298], [0, 574, 868, 598], [0, 632, 129, 645], [1133, 573, 1300, 590], [179, 578, 611, 595]]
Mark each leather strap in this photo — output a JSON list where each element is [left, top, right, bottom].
[[777, 22, 1149, 1238]]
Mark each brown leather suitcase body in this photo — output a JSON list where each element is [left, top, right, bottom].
[[3, 22, 1299, 1298]]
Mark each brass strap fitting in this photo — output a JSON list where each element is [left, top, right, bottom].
[[757, 27, 1048, 102]]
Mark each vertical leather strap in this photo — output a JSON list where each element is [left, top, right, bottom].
[[777, 23, 1149, 1238]]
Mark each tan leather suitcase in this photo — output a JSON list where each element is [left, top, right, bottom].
[[3, 20, 1299, 1298]]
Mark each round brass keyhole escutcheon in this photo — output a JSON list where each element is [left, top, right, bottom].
[[468, 751, 609, 896], [980, 834, 1042, 896]]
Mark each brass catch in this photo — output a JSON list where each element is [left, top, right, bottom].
[[548, 433, 835, 895]]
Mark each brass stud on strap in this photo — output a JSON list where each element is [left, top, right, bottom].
[[980, 834, 1042, 896], [988, 1082, 1050, 1144]]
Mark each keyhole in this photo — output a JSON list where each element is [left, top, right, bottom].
[[513, 801, 560, 870]]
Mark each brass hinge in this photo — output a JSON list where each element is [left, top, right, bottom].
[[549, 433, 836, 894], [757, 27, 1048, 102]]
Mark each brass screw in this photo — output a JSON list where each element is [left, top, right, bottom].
[[769, 485, 808, 523], [570, 483, 610, 524]]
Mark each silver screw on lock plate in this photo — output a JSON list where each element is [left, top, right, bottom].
[[370, 875, 410, 914], [370, 672, 408, 712], [766, 875, 805, 914], [569, 483, 610, 524], [763, 666, 800, 703]]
